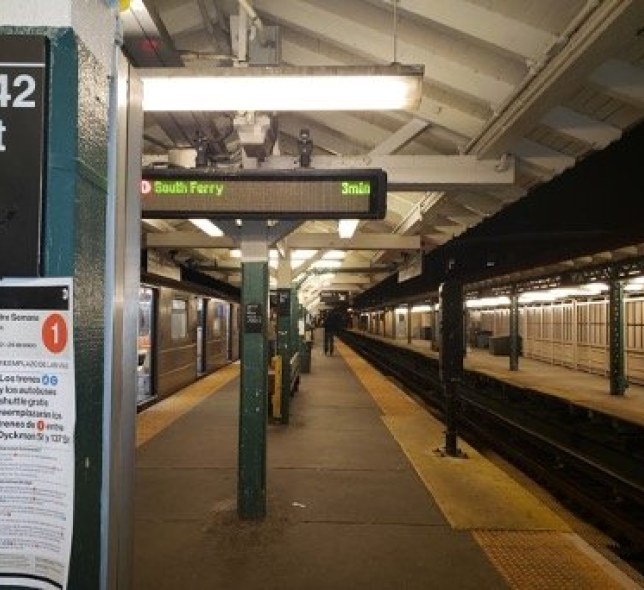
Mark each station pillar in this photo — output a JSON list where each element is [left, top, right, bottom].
[[238, 232, 269, 519], [1, 4, 137, 589], [609, 277, 628, 396], [438, 280, 464, 457], [509, 290, 520, 371]]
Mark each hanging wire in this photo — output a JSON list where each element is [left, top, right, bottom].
[[392, 0, 399, 63]]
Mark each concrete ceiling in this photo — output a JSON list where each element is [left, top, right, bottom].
[[122, 0, 644, 312]]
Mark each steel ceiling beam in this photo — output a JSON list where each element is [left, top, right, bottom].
[[369, 118, 431, 155], [541, 105, 622, 149], [466, 0, 644, 157], [590, 59, 644, 108], [260, 154, 515, 190], [377, 0, 555, 60], [284, 233, 422, 251], [254, 0, 514, 106]]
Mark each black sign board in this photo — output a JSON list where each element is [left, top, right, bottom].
[[276, 289, 291, 316], [320, 290, 350, 304], [243, 302, 264, 334], [0, 36, 47, 277], [0, 284, 69, 310], [141, 168, 387, 220]]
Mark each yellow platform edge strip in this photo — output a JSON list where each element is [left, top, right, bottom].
[[338, 342, 640, 589], [136, 363, 240, 448], [337, 341, 567, 532]]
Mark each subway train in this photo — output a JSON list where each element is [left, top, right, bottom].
[[137, 272, 240, 409]]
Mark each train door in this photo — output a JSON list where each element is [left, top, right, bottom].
[[196, 298, 207, 376], [229, 303, 240, 361], [137, 286, 156, 406]]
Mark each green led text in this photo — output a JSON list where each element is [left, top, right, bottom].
[[341, 181, 371, 196], [153, 180, 225, 196]]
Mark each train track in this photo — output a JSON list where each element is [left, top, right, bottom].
[[340, 330, 644, 567]]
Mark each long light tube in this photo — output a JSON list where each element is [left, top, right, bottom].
[[189, 218, 223, 237], [140, 65, 424, 112], [338, 219, 360, 238]]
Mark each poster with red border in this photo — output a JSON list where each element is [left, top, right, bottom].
[[0, 278, 75, 590]]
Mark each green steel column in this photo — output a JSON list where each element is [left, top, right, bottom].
[[0, 26, 113, 587], [39, 30, 110, 589], [277, 288, 292, 424], [439, 281, 464, 457], [407, 303, 412, 344], [509, 290, 520, 371], [238, 261, 268, 519], [431, 304, 439, 351], [609, 277, 627, 396]]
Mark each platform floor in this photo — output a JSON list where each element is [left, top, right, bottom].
[[134, 339, 642, 589], [360, 331, 644, 427]]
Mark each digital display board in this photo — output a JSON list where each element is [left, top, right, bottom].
[[141, 168, 387, 219]]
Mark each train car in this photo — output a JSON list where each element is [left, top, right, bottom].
[[137, 273, 240, 409]]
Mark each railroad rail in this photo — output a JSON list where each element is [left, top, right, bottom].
[[340, 330, 644, 567]]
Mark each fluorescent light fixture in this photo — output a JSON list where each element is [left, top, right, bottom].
[[189, 218, 223, 237], [312, 260, 342, 269], [466, 296, 510, 308], [322, 250, 347, 260], [292, 249, 318, 261], [141, 65, 424, 112], [338, 219, 360, 239]]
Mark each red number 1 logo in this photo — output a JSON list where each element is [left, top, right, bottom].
[[42, 313, 68, 354]]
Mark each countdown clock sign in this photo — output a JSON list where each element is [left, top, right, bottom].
[[0, 36, 47, 277]]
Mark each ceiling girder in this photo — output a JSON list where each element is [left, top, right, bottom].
[[513, 139, 576, 175], [259, 154, 515, 190], [145, 233, 236, 249], [540, 105, 622, 148], [369, 118, 431, 155], [590, 59, 644, 108], [285, 233, 421, 251], [465, 0, 644, 157], [378, 0, 555, 60], [253, 0, 514, 106]]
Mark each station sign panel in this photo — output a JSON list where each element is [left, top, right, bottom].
[[320, 290, 350, 304], [141, 168, 387, 219], [0, 36, 47, 277]]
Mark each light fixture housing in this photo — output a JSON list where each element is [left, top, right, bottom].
[[140, 64, 424, 112]]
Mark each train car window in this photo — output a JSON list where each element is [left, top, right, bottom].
[[171, 298, 188, 340], [213, 302, 226, 337]]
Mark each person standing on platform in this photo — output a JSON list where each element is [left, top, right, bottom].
[[323, 309, 342, 356]]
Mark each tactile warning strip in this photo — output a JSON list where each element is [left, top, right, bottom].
[[136, 363, 239, 448], [473, 531, 640, 590]]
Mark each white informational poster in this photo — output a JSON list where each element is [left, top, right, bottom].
[[0, 278, 75, 590]]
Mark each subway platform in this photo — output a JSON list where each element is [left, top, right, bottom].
[[359, 331, 644, 428], [133, 338, 643, 589]]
